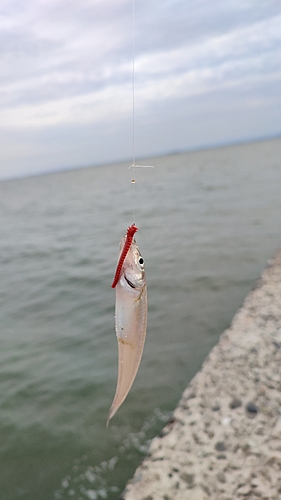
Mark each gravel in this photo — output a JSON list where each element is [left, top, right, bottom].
[[121, 246, 281, 500]]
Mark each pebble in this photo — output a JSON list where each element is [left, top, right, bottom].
[[180, 472, 195, 487], [215, 441, 227, 452], [217, 471, 226, 483], [212, 403, 221, 411], [246, 402, 258, 414], [229, 397, 242, 409]]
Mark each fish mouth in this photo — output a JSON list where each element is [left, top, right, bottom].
[[124, 275, 136, 289]]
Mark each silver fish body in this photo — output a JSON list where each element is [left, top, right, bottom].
[[107, 236, 147, 425]]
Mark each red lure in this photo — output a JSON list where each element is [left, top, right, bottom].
[[111, 224, 138, 288]]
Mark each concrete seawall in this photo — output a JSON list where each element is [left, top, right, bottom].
[[121, 247, 281, 500]]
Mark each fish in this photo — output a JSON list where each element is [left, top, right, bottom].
[[107, 224, 147, 426]]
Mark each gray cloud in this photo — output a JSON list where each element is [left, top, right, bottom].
[[0, 0, 281, 179]]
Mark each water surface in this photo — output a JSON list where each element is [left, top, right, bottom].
[[0, 137, 281, 499]]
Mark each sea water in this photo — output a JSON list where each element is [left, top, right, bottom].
[[0, 137, 281, 499]]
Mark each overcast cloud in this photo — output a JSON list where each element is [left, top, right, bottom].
[[0, 0, 281, 179]]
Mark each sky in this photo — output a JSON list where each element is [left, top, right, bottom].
[[1, 0, 281, 180]]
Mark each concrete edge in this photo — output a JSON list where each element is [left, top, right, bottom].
[[121, 246, 281, 500]]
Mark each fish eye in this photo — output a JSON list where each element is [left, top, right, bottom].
[[138, 257, 144, 266]]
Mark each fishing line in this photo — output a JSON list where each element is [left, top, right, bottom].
[[131, 0, 136, 223], [132, 0, 136, 173], [129, 0, 153, 224]]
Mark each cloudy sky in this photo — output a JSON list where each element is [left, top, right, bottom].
[[1, 0, 281, 180]]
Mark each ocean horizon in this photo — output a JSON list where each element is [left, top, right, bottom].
[[2, 134, 281, 183]]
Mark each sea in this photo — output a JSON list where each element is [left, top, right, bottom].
[[1, 137, 281, 500]]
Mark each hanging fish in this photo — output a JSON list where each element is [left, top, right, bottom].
[[107, 224, 147, 426]]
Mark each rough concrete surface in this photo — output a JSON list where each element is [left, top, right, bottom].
[[121, 247, 281, 500]]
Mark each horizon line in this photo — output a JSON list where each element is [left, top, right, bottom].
[[1, 132, 281, 183]]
